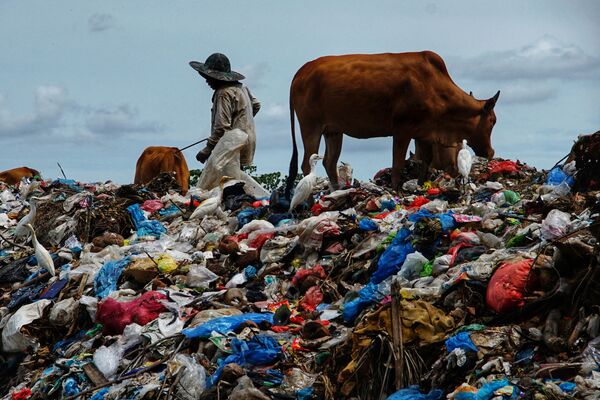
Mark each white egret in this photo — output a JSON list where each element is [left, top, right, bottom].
[[25, 224, 55, 276], [190, 176, 233, 220], [289, 154, 323, 212], [14, 198, 38, 240], [457, 139, 473, 186]]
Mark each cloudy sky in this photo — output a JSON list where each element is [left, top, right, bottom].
[[1, 1, 599, 183]]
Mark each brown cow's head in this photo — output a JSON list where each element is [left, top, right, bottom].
[[470, 90, 500, 159]]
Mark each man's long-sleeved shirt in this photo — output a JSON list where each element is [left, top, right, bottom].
[[208, 83, 260, 166]]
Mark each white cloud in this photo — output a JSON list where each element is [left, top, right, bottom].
[[238, 62, 270, 88], [456, 36, 600, 81], [0, 86, 67, 137], [88, 13, 116, 33], [0, 86, 162, 140], [500, 83, 558, 105], [85, 104, 163, 135]]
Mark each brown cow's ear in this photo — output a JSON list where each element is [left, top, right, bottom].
[[483, 90, 500, 112]]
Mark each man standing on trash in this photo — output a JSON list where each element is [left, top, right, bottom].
[[190, 53, 260, 167]]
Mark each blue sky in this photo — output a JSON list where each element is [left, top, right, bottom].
[[1, 0, 599, 183]]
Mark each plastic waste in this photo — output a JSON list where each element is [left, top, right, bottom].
[[208, 334, 282, 387], [397, 251, 428, 280], [186, 265, 219, 288], [197, 129, 269, 197], [445, 331, 478, 353], [486, 258, 533, 313], [156, 254, 177, 273], [183, 313, 274, 338], [93, 344, 122, 378], [127, 203, 166, 238], [359, 218, 379, 231], [541, 209, 571, 240], [96, 291, 167, 335], [386, 385, 443, 400], [546, 165, 575, 187], [94, 257, 131, 298], [372, 228, 415, 284], [1, 299, 52, 353], [173, 354, 206, 399]]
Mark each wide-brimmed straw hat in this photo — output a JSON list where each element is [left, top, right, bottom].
[[189, 53, 245, 82]]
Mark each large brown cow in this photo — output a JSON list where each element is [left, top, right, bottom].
[[134, 147, 190, 194], [287, 51, 499, 190], [0, 167, 41, 186]]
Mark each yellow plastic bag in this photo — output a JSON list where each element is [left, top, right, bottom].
[[156, 254, 178, 273]]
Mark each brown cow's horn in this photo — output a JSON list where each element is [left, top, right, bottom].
[[484, 90, 501, 111]]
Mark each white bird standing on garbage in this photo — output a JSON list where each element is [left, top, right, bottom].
[[25, 224, 55, 276], [289, 154, 323, 212], [14, 198, 37, 240], [457, 139, 473, 186], [190, 176, 232, 220]]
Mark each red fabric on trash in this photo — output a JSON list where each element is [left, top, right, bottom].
[[141, 200, 164, 213], [426, 188, 442, 196], [407, 196, 430, 209], [488, 160, 519, 176], [486, 259, 533, 313], [299, 285, 324, 311], [248, 232, 275, 251], [311, 203, 325, 216], [372, 211, 394, 219], [96, 291, 168, 335], [11, 388, 31, 400], [292, 265, 326, 287], [447, 242, 474, 265], [271, 326, 290, 333]]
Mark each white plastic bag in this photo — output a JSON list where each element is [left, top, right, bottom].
[[173, 354, 206, 400], [398, 251, 429, 280], [541, 209, 571, 240], [186, 265, 219, 288], [93, 345, 123, 378], [1, 300, 52, 353], [196, 129, 270, 197]]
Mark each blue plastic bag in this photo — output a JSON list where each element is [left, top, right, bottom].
[[359, 218, 379, 231], [237, 208, 260, 228], [546, 166, 574, 187], [387, 385, 443, 400], [475, 379, 512, 400], [183, 312, 274, 338], [62, 377, 80, 396], [342, 282, 381, 323], [94, 257, 131, 298], [408, 209, 457, 232], [127, 203, 166, 238], [445, 331, 478, 353], [208, 334, 282, 386], [371, 228, 415, 284]]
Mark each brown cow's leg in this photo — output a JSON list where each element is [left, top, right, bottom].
[[323, 132, 343, 191], [391, 134, 411, 191], [299, 122, 322, 175]]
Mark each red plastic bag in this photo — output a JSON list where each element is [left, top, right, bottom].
[[407, 196, 430, 209], [299, 285, 324, 312], [96, 291, 168, 335], [141, 200, 164, 213], [488, 160, 519, 176], [248, 232, 275, 251], [11, 388, 31, 400], [486, 259, 533, 313], [292, 265, 326, 287]]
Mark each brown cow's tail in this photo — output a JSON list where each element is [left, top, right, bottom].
[[284, 87, 298, 199]]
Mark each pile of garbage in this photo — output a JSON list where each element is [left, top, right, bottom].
[[1, 132, 599, 400]]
